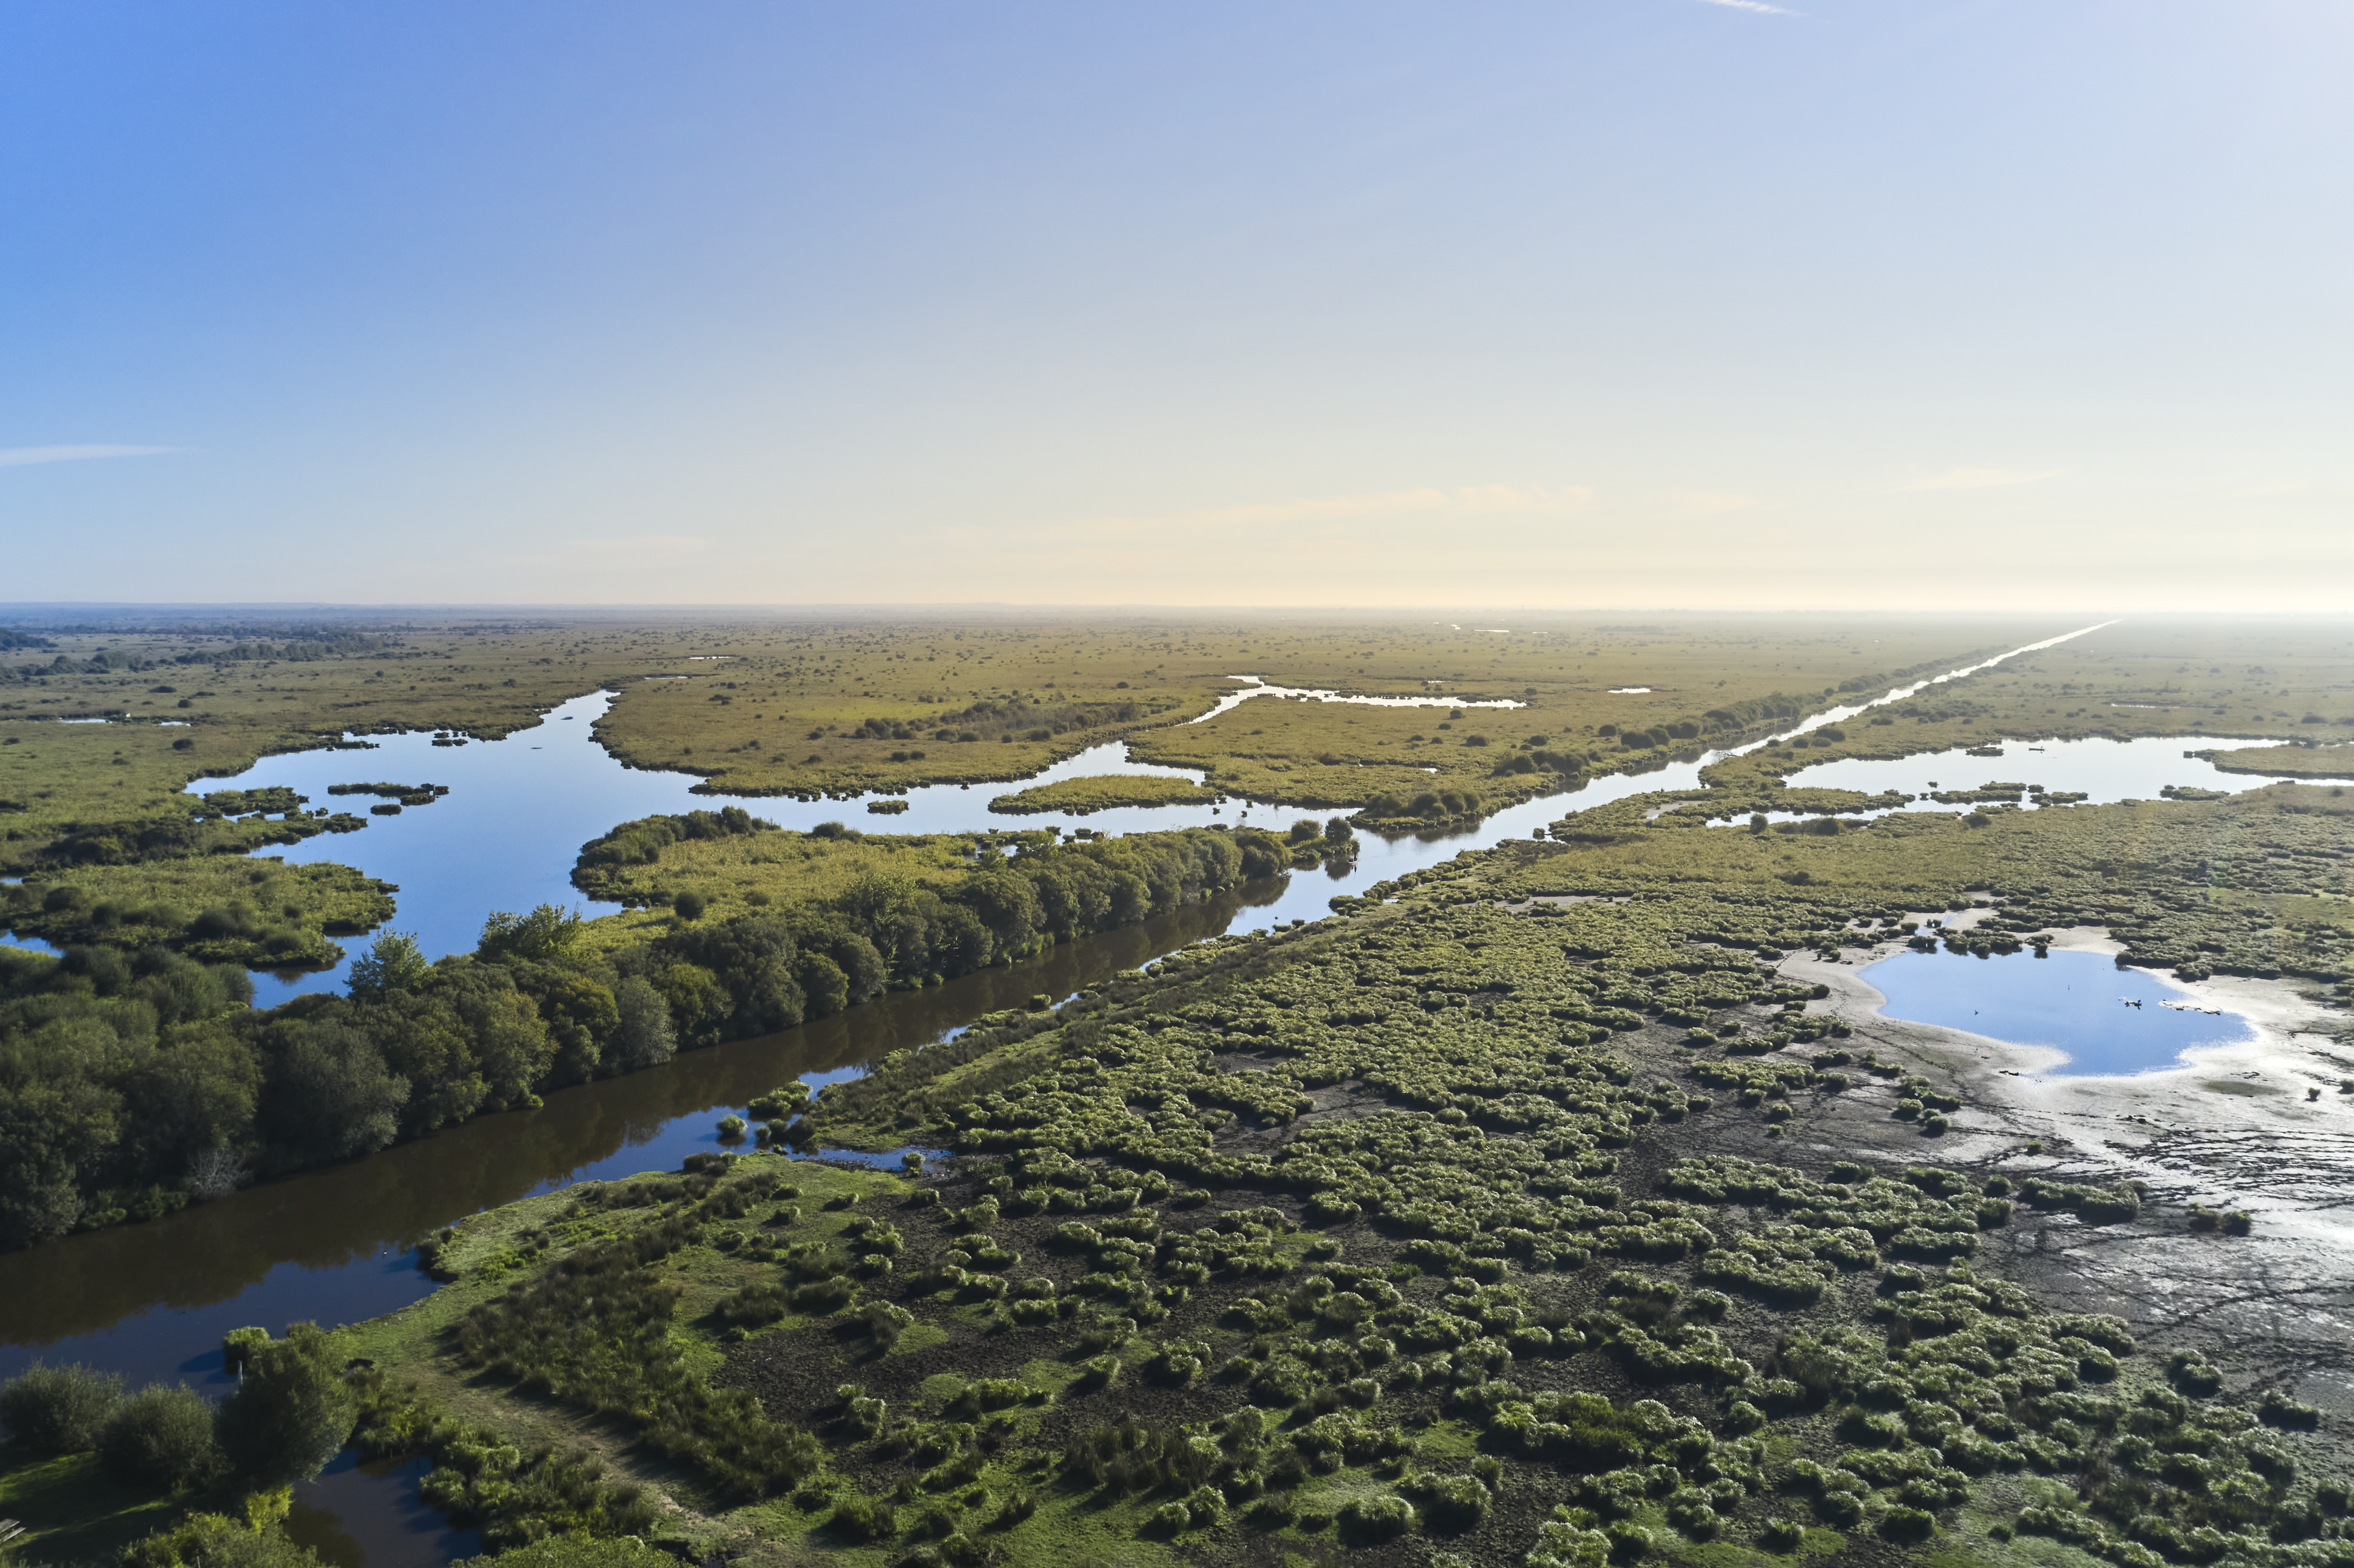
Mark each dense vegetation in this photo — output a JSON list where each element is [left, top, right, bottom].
[[568, 808, 1312, 975], [0, 1324, 364, 1567], [75, 834, 2335, 1568], [15, 614, 2354, 1566], [0, 859, 396, 968], [0, 818, 1297, 1251], [986, 774, 1223, 814]]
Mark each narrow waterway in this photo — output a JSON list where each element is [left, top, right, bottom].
[[1722, 732, 2329, 827]]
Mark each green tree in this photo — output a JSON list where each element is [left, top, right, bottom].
[[476, 905, 584, 966], [346, 932, 430, 1000], [522, 969, 619, 1085], [256, 1021, 408, 1164], [445, 974, 558, 1104], [361, 991, 487, 1134], [654, 961, 730, 1044], [609, 975, 677, 1072], [215, 1323, 353, 1485], [0, 1361, 123, 1453], [100, 1383, 224, 1491], [120, 1019, 262, 1179], [0, 1068, 122, 1247], [795, 951, 851, 1017]]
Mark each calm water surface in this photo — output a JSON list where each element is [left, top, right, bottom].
[[285, 1451, 480, 1568], [1861, 947, 2251, 1075]]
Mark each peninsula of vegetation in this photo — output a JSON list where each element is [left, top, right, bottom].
[[985, 775, 1221, 815]]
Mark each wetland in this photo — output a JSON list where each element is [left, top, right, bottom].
[[6, 611, 2354, 1568]]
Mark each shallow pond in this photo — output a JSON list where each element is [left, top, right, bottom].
[[1861, 946, 2251, 1075], [284, 1450, 480, 1568]]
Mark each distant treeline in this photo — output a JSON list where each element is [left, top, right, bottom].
[[3, 630, 394, 683], [833, 694, 1157, 747]]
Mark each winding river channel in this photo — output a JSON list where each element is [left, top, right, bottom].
[[7, 620, 2272, 1563]]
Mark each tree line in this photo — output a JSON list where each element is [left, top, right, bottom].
[[0, 821, 1281, 1251]]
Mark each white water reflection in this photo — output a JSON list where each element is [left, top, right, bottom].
[[1703, 733, 2332, 828], [1188, 675, 1528, 724]]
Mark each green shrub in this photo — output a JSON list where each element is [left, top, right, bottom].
[[0, 1360, 123, 1454], [215, 1323, 354, 1485], [101, 1384, 224, 1490], [830, 1492, 897, 1540], [1338, 1494, 1414, 1541], [1605, 1520, 1654, 1559]]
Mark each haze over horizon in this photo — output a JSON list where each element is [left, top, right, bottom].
[[4, 2, 2349, 611]]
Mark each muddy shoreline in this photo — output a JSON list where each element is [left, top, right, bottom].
[[1775, 931, 2354, 1424]]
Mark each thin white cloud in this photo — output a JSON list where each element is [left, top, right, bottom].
[[1695, 0, 1797, 15], [0, 444, 179, 468], [1900, 468, 2058, 492]]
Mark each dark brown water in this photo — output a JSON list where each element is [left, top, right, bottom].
[[285, 1452, 480, 1568]]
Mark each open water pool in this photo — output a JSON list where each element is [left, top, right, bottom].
[[1861, 946, 2251, 1075]]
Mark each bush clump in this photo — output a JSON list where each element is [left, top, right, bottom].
[[0, 1361, 124, 1454], [101, 1384, 225, 1490]]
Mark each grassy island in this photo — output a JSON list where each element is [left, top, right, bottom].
[[986, 775, 1222, 815], [0, 858, 395, 969], [2193, 743, 2354, 780]]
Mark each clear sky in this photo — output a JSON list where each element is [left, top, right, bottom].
[[3, 2, 2349, 610]]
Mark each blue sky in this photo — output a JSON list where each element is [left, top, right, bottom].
[[3, 1, 2349, 608]]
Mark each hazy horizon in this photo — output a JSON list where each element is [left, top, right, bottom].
[[5, 1, 2349, 610]]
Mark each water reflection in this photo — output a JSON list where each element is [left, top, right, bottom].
[[1761, 734, 2323, 821], [285, 1451, 480, 1568], [1860, 947, 2251, 1076]]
